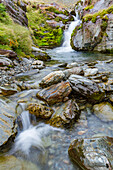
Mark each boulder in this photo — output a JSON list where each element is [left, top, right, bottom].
[[63, 67, 83, 79], [69, 75, 104, 102], [0, 101, 17, 147], [27, 103, 54, 119], [84, 68, 98, 77], [0, 49, 17, 58], [36, 81, 72, 105], [0, 87, 18, 96], [32, 60, 45, 69], [0, 57, 13, 67], [46, 20, 64, 28], [32, 47, 51, 61], [93, 102, 113, 122], [68, 136, 113, 170], [49, 99, 79, 127], [39, 71, 65, 87], [0, 155, 39, 170]]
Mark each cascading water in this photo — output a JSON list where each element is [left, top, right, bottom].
[[56, 11, 81, 53], [11, 103, 63, 156]]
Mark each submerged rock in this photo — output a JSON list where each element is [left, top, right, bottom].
[[69, 75, 104, 102], [27, 103, 54, 119], [68, 136, 113, 170], [49, 99, 79, 127], [0, 155, 39, 170], [39, 71, 65, 87], [36, 81, 72, 105], [93, 102, 113, 122]]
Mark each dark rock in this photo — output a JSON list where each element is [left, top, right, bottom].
[[36, 81, 72, 105], [27, 103, 54, 119], [68, 136, 113, 170], [69, 74, 105, 102], [93, 102, 113, 122], [32, 47, 51, 61], [49, 99, 80, 127]]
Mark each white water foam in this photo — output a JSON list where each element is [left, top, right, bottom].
[[12, 109, 63, 155], [56, 11, 81, 53]]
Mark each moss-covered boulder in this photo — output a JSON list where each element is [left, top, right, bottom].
[[71, 1, 113, 53], [27, 3, 72, 48]]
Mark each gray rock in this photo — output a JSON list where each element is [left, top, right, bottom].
[[63, 67, 83, 79], [93, 102, 113, 122], [68, 136, 113, 170], [39, 71, 65, 87], [84, 68, 98, 77], [69, 74, 104, 102], [32, 47, 51, 61]]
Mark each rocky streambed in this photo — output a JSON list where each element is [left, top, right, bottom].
[[0, 47, 113, 170]]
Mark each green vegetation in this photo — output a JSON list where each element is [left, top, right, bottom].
[[84, 5, 94, 11], [83, 5, 113, 23], [27, 7, 63, 47], [0, 3, 32, 56]]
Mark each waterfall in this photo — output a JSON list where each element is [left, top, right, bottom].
[[56, 10, 81, 53], [11, 105, 63, 155]]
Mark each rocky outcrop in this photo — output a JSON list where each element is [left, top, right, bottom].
[[68, 136, 113, 170], [36, 81, 72, 105], [71, 0, 113, 53], [2, 0, 28, 26]]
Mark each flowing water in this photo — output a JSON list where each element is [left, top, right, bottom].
[[0, 13, 113, 170]]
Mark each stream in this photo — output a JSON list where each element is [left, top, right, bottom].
[[0, 13, 113, 170]]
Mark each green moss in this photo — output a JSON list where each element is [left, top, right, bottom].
[[83, 5, 113, 23], [27, 8, 63, 47], [84, 5, 94, 11], [0, 3, 32, 56], [46, 6, 63, 14]]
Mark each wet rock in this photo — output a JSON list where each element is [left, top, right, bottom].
[[27, 103, 54, 119], [39, 71, 65, 87], [0, 57, 13, 67], [68, 136, 113, 170], [49, 99, 79, 127], [0, 101, 17, 147], [0, 49, 17, 58], [84, 68, 98, 77], [63, 67, 83, 79], [0, 87, 18, 96], [32, 47, 51, 61], [66, 62, 79, 69], [0, 155, 39, 170], [99, 79, 113, 92], [36, 81, 72, 105], [93, 102, 113, 122], [69, 75, 104, 102], [32, 60, 45, 69]]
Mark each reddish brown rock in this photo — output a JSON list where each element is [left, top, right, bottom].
[[36, 81, 72, 105], [0, 49, 17, 58], [49, 99, 79, 127]]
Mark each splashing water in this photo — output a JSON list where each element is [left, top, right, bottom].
[[11, 109, 63, 156], [56, 11, 81, 53]]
